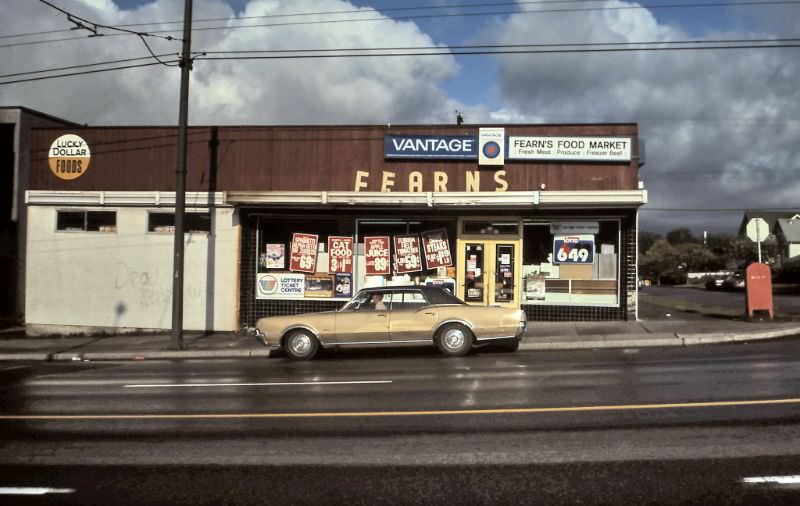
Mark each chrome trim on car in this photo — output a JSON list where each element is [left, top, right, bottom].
[[254, 328, 281, 350], [475, 334, 518, 342], [334, 339, 431, 346]]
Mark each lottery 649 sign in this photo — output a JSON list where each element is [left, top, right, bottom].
[[553, 235, 595, 264]]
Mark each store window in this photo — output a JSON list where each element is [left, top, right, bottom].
[[256, 217, 355, 300], [147, 212, 211, 233], [355, 219, 457, 294], [253, 216, 457, 301], [56, 210, 116, 232], [521, 220, 619, 305]]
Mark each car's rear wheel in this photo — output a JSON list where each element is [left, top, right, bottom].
[[284, 330, 319, 361], [435, 323, 473, 357]]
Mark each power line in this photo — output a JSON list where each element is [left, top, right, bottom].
[[4, 37, 797, 85], [199, 37, 800, 56], [148, 0, 800, 37], [0, 0, 608, 38], [194, 41, 800, 61], [0, 60, 178, 85], [33, 0, 180, 66], [0, 54, 179, 79], [5, 0, 798, 49]]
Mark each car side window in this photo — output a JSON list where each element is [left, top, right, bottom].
[[387, 291, 428, 311], [403, 292, 428, 309], [383, 293, 397, 310]]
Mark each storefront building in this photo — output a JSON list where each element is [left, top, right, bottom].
[[26, 124, 646, 334]]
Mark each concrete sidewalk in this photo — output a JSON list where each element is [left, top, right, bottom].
[[1, 318, 800, 361]]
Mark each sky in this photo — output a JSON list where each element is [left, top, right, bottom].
[[1, 0, 799, 235]]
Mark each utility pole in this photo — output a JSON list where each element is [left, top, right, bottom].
[[170, 0, 193, 350]]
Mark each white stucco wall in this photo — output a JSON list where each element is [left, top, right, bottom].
[[25, 205, 239, 332], [790, 243, 800, 259]]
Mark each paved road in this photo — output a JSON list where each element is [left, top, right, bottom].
[[2, 342, 800, 504]]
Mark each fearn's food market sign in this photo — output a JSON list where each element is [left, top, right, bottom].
[[508, 136, 631, 162], [384, 133, 632, 162]]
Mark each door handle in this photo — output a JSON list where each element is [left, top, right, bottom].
[[376, 314, 387, 317], [423, 312, 435, 316]]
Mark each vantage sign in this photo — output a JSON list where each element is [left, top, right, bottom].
[[384, 134, 477, 159]]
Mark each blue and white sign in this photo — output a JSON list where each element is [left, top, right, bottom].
[[384, 134, 477, 159], [553, 234, 595, 264]]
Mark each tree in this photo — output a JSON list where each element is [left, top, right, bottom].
[[640, 239, 683, 285], [666, 227, 697, 245], [675, 243, 725, 272], [639, 231, 661, 255]]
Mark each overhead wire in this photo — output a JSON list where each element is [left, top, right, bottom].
[[33, 0, 181, 66], [4, 0, 798, 49], [0, 60, 179, 85]]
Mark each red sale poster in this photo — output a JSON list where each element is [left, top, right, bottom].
[[289, 233, 318, 273], [328, 236, 354, 273], [364, 236, 391, 275], [394, 234, 422, 273], [421, 229, 453, 269]]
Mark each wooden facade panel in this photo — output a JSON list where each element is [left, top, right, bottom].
[[30, 123, 640, 192]]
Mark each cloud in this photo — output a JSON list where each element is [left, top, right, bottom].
[[474, 0, 800, 233], [0, 0, 459, 125]]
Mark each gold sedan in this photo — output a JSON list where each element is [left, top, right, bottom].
[[255, 286, 527, 360]]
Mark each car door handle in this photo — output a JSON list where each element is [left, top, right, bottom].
[[423, 312, 435, 315], [376, 314, 387, 317]]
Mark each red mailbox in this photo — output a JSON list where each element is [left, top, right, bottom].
[[745, 263, 773, 319]]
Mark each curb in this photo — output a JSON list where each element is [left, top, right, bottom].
[[678, 327, 800, 346], [520, 337, 681, 350], [2, 328, 800, 361]]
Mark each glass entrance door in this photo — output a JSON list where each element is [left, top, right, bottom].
[[458, 240, 519, 307]]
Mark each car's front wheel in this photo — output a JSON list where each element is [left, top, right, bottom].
[[284, 330, 320, 361], [435, 323, 473, 357]]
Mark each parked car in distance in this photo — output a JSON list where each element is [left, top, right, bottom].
[[255, 285, 527, 360], [705, 272, 745, 291], [722, 271, 746, 291]]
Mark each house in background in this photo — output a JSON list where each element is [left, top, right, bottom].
[[738, 210, 800, 266], [775, 215, 800, 261]]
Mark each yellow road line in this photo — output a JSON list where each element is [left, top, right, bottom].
[[1, 397, 799, 420]]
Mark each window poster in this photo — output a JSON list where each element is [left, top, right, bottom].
[[364, 236, 391, 275], [421, 229, 453, 269], [289, 233, 318, 273], [334, 273, 352, 298], [265, 243, 285, 269], [552, 234, 595, 265], [256, 272, 305, 299], [394, 234, 422, 274], [305, 274, 333, 298], [328, 236, 354, 273]]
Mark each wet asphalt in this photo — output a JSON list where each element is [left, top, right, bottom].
[[1, 339, 800, 504]]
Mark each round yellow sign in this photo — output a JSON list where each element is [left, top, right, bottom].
[[48, 134, 90, 180]]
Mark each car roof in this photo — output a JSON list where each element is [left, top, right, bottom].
[[359, 285, 439, 294]]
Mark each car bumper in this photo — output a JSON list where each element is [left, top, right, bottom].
[[254, 328, 281, 350]]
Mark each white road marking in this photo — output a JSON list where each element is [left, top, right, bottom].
[[742, 475, 800, 485], [123, 380, 393, 388], [0, 487, 75, 495]]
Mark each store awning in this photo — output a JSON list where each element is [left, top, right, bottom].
[[224, 190, 648, 208]]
